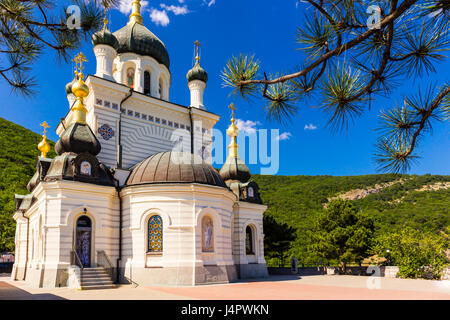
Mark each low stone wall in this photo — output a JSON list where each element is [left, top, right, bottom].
[[268, 267, 326, 276], [440, 267, 450, 280], [268, 266, 399, 278]]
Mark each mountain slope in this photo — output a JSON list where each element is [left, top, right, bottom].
[[251, 174, 450, 264], [0, 117, 56, 251]]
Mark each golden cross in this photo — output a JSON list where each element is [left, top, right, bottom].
[[194, 40, 201, 61], [73, 52, 88, 74], [40, 121, 50, 135], [228, 103, 236, 119]]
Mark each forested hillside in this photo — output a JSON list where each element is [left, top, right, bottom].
[[0, 117, 56, 251], [252, 174, 450, 265]]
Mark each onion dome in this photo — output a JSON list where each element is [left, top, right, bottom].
[[127, 151, 226, 188], [65, 76, 77, 95], [187, 60, 208, 83], [38, 121, 51, 158], [92, 26, 119, 50], [220, 156, 251, 183], [71, 76, 89, 99], [55, 122, 101, 156], [113, 3, 170, 70], [38, 136, 50, 158]]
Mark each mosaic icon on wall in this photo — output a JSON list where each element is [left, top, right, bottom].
[[98, 124, 115, 141]]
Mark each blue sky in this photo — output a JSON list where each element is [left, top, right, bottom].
[[1, 0, 449, 176]]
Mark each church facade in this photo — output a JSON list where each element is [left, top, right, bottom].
[[11, 0, 268, 288]]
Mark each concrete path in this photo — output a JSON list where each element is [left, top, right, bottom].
[[1, 275, 449, 300]]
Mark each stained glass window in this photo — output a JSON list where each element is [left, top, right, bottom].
[[246, 226, 254, 255], [148, 215, 163, 253]]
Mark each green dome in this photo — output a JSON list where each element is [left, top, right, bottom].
[[187, 61, 208, 83], [92, 27, 119, 50], [65, 76, 77, 95], [113, 22, 170, 70]]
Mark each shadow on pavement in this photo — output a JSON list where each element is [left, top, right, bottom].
[[0, 281, 67, 300], [236, 274, 302, 283]]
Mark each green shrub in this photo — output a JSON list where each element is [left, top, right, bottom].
[[372, 228, 449, 279]]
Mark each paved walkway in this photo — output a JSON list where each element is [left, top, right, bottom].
[[1, 275, 449, 300]]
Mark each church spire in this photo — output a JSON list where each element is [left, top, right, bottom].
[[129, 0, 144, 24], [226, 103, 239, 159], [71, 52, 89, 124], [38, 121, 50, 158], [219, 103, 251, 183]]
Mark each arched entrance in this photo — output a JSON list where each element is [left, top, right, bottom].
[[75, 216, 92, 268]]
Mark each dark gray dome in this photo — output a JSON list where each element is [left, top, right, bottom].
[[55, 122, 101, 156], [127, 151, 226, 188], [113, 22, 170, 70], [65, 76, 77, 95], [187, 61, 208, 83], [92, 27, 119, 50], [219, 155, 251, 183]]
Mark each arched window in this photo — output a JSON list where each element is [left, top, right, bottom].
[[127, 68, 135, 88], [144, 71, 151, 95], [246, 226, 254, 255], [158, 78, 163, 97], [202, 216, 214, 252], [148, 215, 163, 253]]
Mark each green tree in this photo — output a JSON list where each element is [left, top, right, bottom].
[[0, 0, 118, 96], [222, 0, 450, 173], [263, 214, 296, 267], [309, 199, 375, 271], [372, 227, 449, 279]]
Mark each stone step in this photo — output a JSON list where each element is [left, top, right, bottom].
[[81, 280, 114, 286], [81, 272, 109, 276], [81, 284, 117, 290], [81, 275, 111, 280]]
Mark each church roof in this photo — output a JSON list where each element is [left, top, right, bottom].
[[55, 122, 101, 156], [126, 151, 226, 188], [113, 22, 170, 70]]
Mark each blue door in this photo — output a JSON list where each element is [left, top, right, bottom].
[[76, 216, 92, 268]]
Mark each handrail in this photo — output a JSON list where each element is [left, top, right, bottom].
[[97, 250, 114, 280], [71, 248, 84, 271]]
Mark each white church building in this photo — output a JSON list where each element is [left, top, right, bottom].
[[11, 0, 268, 289]]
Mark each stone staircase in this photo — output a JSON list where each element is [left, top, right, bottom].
[[80, 267, 116, 290]]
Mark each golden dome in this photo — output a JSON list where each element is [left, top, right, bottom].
[[38, 121, 50, 158], [38, 136, 50, 158], [71, 78, 90, 98]]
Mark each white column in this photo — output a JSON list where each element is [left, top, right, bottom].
[[134, 59, 144, 93], [152, 71, 161, 98], [94, 44, 116, 81], [188, 80, 206, 110]]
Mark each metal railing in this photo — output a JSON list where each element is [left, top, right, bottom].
[[71, 249, 84, 271], [97, 250, 114, 280]]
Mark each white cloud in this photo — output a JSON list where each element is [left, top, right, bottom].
[[150, 9, 170, 26], [304, 123, 318, 130], [118, 0, 149, 15], [160, 4, 190, 15], [235, 119, 261, 134], [203, 0, 216, 7], [277, 132, 292, 141]]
